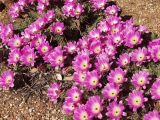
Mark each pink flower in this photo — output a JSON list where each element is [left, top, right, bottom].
[[8, 35, 23, 48], [117, 53, 130, 67], [62, 3, 75, 17], [44, 46, 64, 67], [96, 52, 110, 73], [62, 98, 76, 115], [102, 83, 120, 101], [88, 28, 101, 41], [107, 67, 127, 85], [20, 45, 36, 66], [73, 105, 92, 120], [131, 71, 150, 89], [77, 37, 89, 50], [104, 40, 117, 58], [31, 34, 46, 48], [66, 86, 82, 103], [85, 70, 100, 90], [124, 31, 142, 48], [37, 41, 51, 55], [8, 49, 21, 65], [106, 101, 126, 120], [73, 51, 91, 72], [0, 70, 15, 90], [89, 41, 102, 55], [151, 78, 160, 100], [104, 5, 120, 16], [131, 47, 149, 65], [97, 20, 110, 33], [143, 110, 160, 120], [64, 41, 77, 54], [89, 0, 108, 10], [50, 21, 65, 35], [86, 96, 103, 118], [71, 3, 84, 18], [108, 33, 123, 46], [148, 40, 160, 62], [47, 83, 61, 103], [44, 10, 55, 23], [9, 3, 21, 19], [73, 71, 87, 86], [127, 90, 148, 111]]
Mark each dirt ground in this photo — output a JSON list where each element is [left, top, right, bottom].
[[0, 0, 160, 120]]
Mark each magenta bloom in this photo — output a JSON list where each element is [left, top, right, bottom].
[[127, 90, 148, 111], [106, 101, 126, 120], [148, 39, 160, 62], [102, 83, 120, 101], [89, 0, 108, 10], [85, 70, 100, 90], [73, 71, 87, 86], [71, 3, 84, 18], [51, 21, 65, 35], [37, 2, 46, 14], [151, 78, 160, 100], [73, 51, 90, 72], [47, 83, 61, 103], [86, 96, 103, 118], [131, 71, 150, 89], [143, 110, 160, 120], [131, 47, 148, 65], [8, 49, 21, 65], [62, 3, 75, 17], [73, 105, 92, 120], [96, 52, 110, 73], [89, 41, 102, 55], [0, 70, 15, 90], [107, 67, 127, 85], [62, 98, 75, 115], [117, 53, 130, 67], [107, 16, 121, 26], [20, 45, 36, 66], [44, 10, 55, 23], [108, 33, 123, 46], [77, 37, 89, 50], [8, 35, 23, 48], [66, 86, 82, 103], [124, 31, 142, 48], [88, 28, 101, 41], [44, 46, 64, 67], [64, 41, 77, 54], [97, 20, 110, 33], [31, 34, 46, 48], [104, 40, 117, 58], [37, 41, 51, 55], [9, 3, 20, 19], [104, 5, 120, 16]]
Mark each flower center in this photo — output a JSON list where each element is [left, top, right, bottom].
[[137, 53, 145, 61], [80, 112, 88, 120], [115, 74, 123, 84], [133, 96, 142, 106], [138, 77, 145, 86], [42, 46, 49, 53], [131, 36, 138, 45], [109, 89, 117, 97], [81, 61, 88, 70], [90, 77, 98, 86], [56, 56, 63, 65], [113, 107, 121, 117], [92, 103, 100, 114]]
